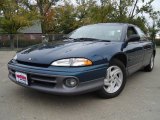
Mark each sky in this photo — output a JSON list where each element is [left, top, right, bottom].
[[150, 0, 159, 11], [138, 0, 159, 11], [138, 0, 160, 23]]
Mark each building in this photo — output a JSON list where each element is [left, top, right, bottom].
[[0, 21, 43, 48], [18, 21, 42, 41]]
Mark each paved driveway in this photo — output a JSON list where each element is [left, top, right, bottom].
[[0, 49, 160, 120]]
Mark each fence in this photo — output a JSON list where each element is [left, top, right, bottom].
[[0, 34, 64, 50], [0, 34, 160, 50]]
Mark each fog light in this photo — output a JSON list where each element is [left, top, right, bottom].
[[64, 78, 78, 88]]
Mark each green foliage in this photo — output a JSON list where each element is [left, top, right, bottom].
[[0, 0, 38, 49], [48, 1, 78, 34], [22, 0, 60, 33], [147, 10, 160, 40], [45, 0, 159, 35], [0, 0, 38, 34], [0, 0, 160, 38]]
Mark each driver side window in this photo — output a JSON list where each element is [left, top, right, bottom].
[[127, 27, 137, 38]]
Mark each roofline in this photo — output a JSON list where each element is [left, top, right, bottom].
[[83, 23, 137, 27]]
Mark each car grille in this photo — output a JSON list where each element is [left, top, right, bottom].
[[8, 68, 57, 88], [16, 60, 49, 68]]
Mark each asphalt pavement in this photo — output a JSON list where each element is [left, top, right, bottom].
[[0, 49, 160, 120]]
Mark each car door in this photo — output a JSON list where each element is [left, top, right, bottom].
[[134, 26, 153, 66], [123, 26, 144, 75]]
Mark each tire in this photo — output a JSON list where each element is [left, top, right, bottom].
[[144, 54, 154, 72], [97, 59, 127, 99]]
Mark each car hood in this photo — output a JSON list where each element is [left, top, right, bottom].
[[16, 40, 118, 65]]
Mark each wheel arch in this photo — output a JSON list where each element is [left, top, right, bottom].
[[110, 53, 127, 67]]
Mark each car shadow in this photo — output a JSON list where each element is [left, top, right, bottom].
[[13, 86, 100, 107]]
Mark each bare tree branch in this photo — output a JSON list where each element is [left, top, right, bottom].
[[129, 0, 139, 18]]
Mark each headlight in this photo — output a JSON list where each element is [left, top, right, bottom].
[[13, 54, 17, 60], [51, 58, 93, 66]]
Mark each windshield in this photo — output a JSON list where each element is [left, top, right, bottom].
[[69, 24, 123, 41]]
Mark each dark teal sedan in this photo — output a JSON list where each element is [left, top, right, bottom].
[[8, 23, 156, 98]]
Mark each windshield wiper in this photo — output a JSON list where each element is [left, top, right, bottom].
[[70, 38, 111, 42]]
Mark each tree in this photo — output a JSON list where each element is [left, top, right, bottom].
[[0, 0, 37, 49], [50, 1, 78, 34], [1, 0, 159, 38], [75, 0, 96, 25], [148, 11, 160, 40], [23, 0, 59, 34], [129, 0, 139, 18], [107, 0, 158, 33], [86, 0, 114, 23]]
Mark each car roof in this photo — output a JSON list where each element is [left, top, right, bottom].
[[84, 23, 137, 27]]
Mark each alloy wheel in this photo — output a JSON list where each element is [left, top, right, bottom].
[[104, 66, 123, 93]]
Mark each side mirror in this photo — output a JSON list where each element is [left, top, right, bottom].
[[127, 34, 140, 42], [122, 34, 140, 49]]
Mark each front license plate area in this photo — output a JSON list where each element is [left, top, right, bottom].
[[15, 72, 28, 85]]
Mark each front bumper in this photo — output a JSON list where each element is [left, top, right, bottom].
[[8, 60, 108, 95]]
